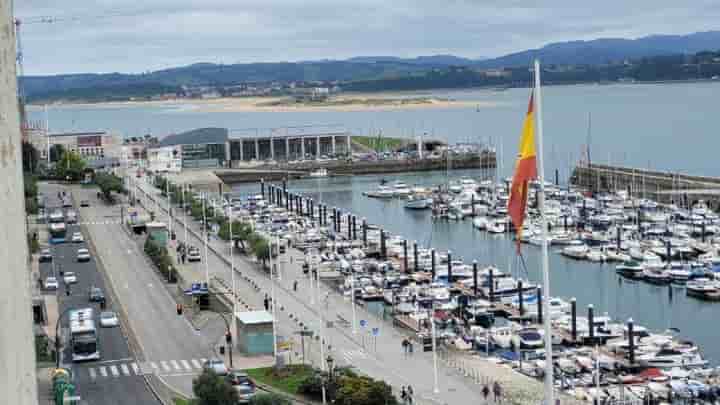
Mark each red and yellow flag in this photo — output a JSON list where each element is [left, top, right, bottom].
[[508, 92, 538, 252]]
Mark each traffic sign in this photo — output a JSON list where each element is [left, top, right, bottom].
[[360, 319, 367, 328], [372, 327, 380, 337]]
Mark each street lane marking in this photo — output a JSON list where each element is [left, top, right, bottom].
[[181, 360, 192, 371], [110, 365, 119, 377], [88, 368, 97, 379], [121, 364, 130, 376], [171, 360, 182, 371], [131, 362, 140, 375], [96, 357, 133, 365], [99, 366, 108, 377], [191, 359, 201, 369], [200, 358, 207, 366], [161, 361, 172, 372]]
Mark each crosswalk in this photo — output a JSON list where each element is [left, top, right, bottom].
[[78, 220, 122, 226], [83, 358, 209, 380], [341, 349, 368, 364]]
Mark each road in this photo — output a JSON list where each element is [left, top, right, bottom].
[[133, 176, 487, 405], [70, 185, 228, 397], [39, 183, 157, 405]]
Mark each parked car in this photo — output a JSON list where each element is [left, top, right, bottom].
[[88, 287, 105, 302], [226, 370, 255, 388], [202, 359, 228, 376], [77, 248, 91, 262], [39, 248, 53, 262], [44, 276, 59, 290], [72, 232, 84, 243], [235, 384, 256, 404], [99, 311, 119, 327], [80, 200, 90, 207], [187, 247, 202, 262], [63, 272, 77, 285]]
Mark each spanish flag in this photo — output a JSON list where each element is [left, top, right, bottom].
[[508, 92, 538, 252]]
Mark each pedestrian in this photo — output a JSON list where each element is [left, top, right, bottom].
[[493, 381, 502, 403], [264, 294, 270, 311], [408, 340, 414, 355], [293, 280, 298, 292], [402, 338, 408, 356], [482, 384, 490, 401], [407, 385, 414, 404], [400, 386, 407, 403]]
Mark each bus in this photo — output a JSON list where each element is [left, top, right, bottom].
[[69, 308, 100, 362], [49, 223, 67, 244]]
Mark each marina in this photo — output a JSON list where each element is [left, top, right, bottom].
[[214, 171, 720, 403]]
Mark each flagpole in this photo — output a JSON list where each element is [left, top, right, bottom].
[[534, 59, 554, 405]]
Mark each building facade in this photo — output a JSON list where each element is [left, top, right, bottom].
[[148, 128, 228, 171], [28, 130, 122, 162]]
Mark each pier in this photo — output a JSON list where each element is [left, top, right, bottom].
[[571, 163, 720, 208]]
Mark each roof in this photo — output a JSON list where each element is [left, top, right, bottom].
[[49, 131, 106, 138], [158, 127, 228, 147], [235, 310, 274, 325]]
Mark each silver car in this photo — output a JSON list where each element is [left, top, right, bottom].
[[202, 359, 228, 376], [99, 311, 119, 327], [77, 248, 91, 262]]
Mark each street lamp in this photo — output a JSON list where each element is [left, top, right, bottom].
[[326, 354, 334, 379]]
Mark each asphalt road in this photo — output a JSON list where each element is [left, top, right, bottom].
[[71, 185, 224, 397], [40, 183, 157, 405]]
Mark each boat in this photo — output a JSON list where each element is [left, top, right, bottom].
[[642, 268, 671, 284], [512, 328, 544, 350], [615, 261, 644, 278], [364, 185, 395, 199], [472, 216, 488, 230], [392, 182, 411, 197], [686, 279, 720, 300], [637, 348, 708, 369], [404, 196, 432, 210], [561, 244, 589, 259], [309, 168, 328, 177]]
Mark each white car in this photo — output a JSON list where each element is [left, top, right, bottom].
[[44, 276, 59, 290], [187, 248, 202, 262], [202, 359, 228, 376], [63, 272, 77, 284], [77, 248, 91, 262], [39, 249, 53, 262], [71, 232, 84, 243], [99, 311, 119, 328]]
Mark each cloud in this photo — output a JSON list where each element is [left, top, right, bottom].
[[14, 0, 720, 75]]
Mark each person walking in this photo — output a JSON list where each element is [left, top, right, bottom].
[[400, 386, 407, 403], [408, 340, 414, 355], [482, 384, 490, 402], [407, 385, 414, 404], [401, 339, 409, 356], [493, 381, 502, 403], [293, 280, 298, 292], [263, 294, 270, 311]]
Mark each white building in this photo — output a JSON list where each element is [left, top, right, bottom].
[[147, 145, 182, 173]]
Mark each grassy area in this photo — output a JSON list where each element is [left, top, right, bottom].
[[172, 398, 195, 405], [352, 135, 407, 152], [246, 365, 314, 395]]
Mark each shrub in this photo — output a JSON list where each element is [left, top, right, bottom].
[[249, 393, 291, 405], [192, 369, 238, 405]]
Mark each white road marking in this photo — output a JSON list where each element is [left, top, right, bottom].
[[181, 360, 192, 371], [88, 368, 97, 379], [110, 365, 119, 377], [191, 359, 201, 369], [151, 362, 159, 373], [161, 361, 171, 372], [171, 360, 182, 371], [121, 364, 130, 376], [96, 357, 134, 365], [131, 362, 140, 375], [99, 367, 107, 377], [200, 358, 207, 365]]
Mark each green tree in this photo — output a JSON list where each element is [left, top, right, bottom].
[[55, 151, 86, 181], [49, 144, 65, 163], [249, 392, 290, 405], [334, 374, 396, 405], [192, 369, 238, 405], [22, 141, 40, 173], [218, 221, 253, 250], [95, 172, 124, 201], [252, 238, 270, 266]]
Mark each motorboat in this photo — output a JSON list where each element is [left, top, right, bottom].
[[642, 268, 671, 284], [686, 278, 720, 300], [309, 168, 328, 177], [586, 248, 606, 262], [615, 261, 644, 278], [404, 196, 432, 210], [472, 216, 488, 230], [392, 182, 412, 197], [512, 328, 544, 350], [637, 348, 708, 369], [364, 185, 394, 199], [561, 244, 589, 259]]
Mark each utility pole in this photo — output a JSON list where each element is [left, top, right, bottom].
[[0, 5, 39, 402]]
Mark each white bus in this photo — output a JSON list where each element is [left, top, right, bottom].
[[69, 308, 100, 362], [49, 222, 67, 244]]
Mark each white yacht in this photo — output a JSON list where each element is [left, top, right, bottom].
[[392, 182, 411, 197], [404, 196, 432, 210], [561, 244, 589, 259], [637, 348, 708, 369]]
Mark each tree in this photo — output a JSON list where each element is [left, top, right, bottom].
[[55, 151, 86, 181], [49, 144, 65, 163], [192, 369, 238, 405], [249, 393, 291, 405], [21, 141, 39, 173], [218, 220, 253, 250], [95, 172, 124, 201], [252, 238, 270, 266]]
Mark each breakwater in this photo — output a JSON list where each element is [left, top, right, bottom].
[[571, 163, 720, 208]]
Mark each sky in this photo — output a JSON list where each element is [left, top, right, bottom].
[[15, 0, 720, 75]]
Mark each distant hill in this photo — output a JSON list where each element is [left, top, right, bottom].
[[476, 31, 720, 67], [21, 30, 720, 102]]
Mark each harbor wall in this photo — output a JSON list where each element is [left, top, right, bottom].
[[571, 163, 720, 209], [216, 152, 496, 184]]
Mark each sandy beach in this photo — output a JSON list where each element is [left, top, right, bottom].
[[30, 93, 499, 113]]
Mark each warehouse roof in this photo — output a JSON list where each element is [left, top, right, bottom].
[[158, 127, 228, 147]]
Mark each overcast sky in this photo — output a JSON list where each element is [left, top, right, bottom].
[[15, 0, 720, 75]]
